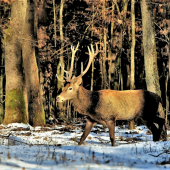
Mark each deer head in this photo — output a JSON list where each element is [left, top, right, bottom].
[[56, 43, 99, 102]]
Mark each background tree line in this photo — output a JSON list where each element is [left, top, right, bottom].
[[0, 0, 170, 126]]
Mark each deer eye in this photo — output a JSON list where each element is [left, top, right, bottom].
[[68, 87, 72, 91]]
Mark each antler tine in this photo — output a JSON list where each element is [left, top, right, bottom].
[[67, 42, 80, 80], [56, 64, 68, 83], [56, 43, 79, 82], [88, 43, 99, 58], [59, 63, 68, 75], [77, 43, 99, 78], [56, 73, 66, 83]]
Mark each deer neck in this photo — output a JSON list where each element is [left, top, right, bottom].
[[71, 85, 92, 114]]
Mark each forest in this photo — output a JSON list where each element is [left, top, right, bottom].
[[0, 0, 170, 127]]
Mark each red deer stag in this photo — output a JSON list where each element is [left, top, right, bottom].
[[56, 43, 167, 146]]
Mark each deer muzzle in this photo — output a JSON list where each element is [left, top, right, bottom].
[[56, 96, 64, 102]]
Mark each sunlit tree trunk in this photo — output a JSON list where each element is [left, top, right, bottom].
[[130, 0, 135, 91], [141, 0, 161, 96], [99, 37, 104, 89], [0, 28, 4, 124], [0, 8, 3, 124], [91, 2, 94, 91], [57, 0, 65, 118], [108, 2, 115, 89], [3, 1, 27, 125], [165, 5, 170, 125], [141, 0, 165, 123], [129, 0, 135, 130], [22, 0, 45, 126], [103, 0, 107, 89], [53, 0, 57, 48], [165, 11, 170, 124]]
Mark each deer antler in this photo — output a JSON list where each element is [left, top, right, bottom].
[[56, 43, 99, 83], [67, 42, 79, 80], [56, 42, 79, 82], [56, 73, 66, 82], [56, 64, 67, 82], [77, 43, 99, 78]]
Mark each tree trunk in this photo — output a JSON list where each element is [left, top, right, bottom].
[[57, 0, 65, 119], [103, 0, 107, 89], [0, 27, 4, 124], [99, 36, 104, 89], [166, 18, 170, 125], [108, 2, 115, 89], [90, 3, 94, 91], [3, 1, 27, 125], [53, 0, 57, 48], [129, 0, 136, 130], [130, 0, 135, 91], [165, 5, 170, 125], [22, 0, 45, 126], [141, 0, 161, 96], [141, 0, 165, 124]]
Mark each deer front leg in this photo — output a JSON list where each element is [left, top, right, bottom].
[[106, 120, 115, 146], [78, 118, 97, 145]]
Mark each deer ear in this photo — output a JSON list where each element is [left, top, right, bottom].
[[76, 77, 82, 86]]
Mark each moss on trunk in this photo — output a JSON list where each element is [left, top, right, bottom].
[[3, 89, 27, 125], [3, 1, 28, 125], [32, 103, 45, 126]]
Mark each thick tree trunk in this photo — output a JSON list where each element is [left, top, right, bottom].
[[141, 0, 161, 96], [22, 0, 45, 126], [141, 0, 165, 123], [3, 1, 27, 125]]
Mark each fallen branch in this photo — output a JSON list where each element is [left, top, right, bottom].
[[149, 150, 170, 157]]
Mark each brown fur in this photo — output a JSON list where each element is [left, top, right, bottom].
[[57, 77, 167, 146]]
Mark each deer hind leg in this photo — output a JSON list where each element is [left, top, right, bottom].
[[78, 118, 97, 145], [145, 121, 160, 141], [106, 120, 115, 146], [153, 116, 167, 141]]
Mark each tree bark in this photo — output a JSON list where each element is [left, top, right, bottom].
[[56, 0, 65, 119], [3, 1, 27, 125], [165, 5, 170, 125], [53, 0, 57, 48], [130, 0, 135, 91], [141, 0, 165, 122], [90, 3, 94, 91], [0, 26, 4, 124], [108, 1, 115, 89], [103, 0, 107, 89], [129, 0, 136, 130], [141, 0, 161, 96], [22, 0, 45, 126]]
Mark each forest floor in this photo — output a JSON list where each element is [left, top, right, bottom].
[[0, 120, 170, 170]]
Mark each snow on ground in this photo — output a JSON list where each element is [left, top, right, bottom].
[[0, 122, 170, 170]]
